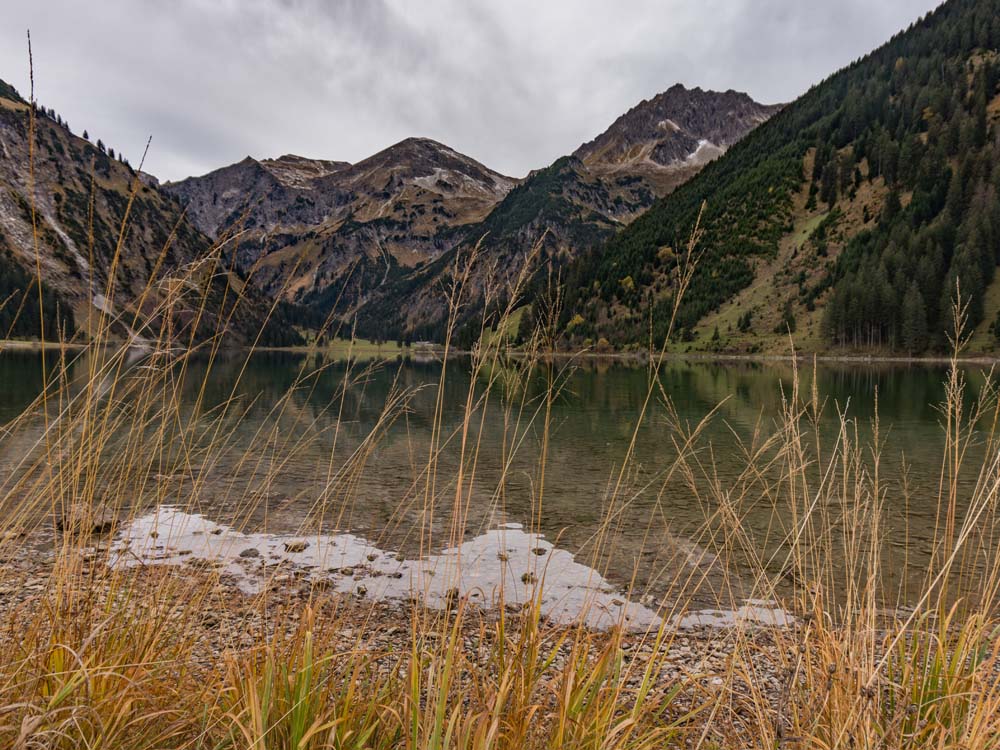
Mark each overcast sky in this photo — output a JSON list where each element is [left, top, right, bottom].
[[1, 0, 942, 182]]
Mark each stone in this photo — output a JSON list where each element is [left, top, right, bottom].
[[239, 548, 261, 558], [201, 613, 220, 629], [56, 501, 118, 536], [283, 541, 309, 553]]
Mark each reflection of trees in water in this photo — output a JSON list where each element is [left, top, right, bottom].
[[0, 349, 78, 421], [0, 350, 989, 604], [649, 361, 991, 603]]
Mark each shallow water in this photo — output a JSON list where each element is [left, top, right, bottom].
[[109, 505, 795, 631], [1, 349, 994, 614]]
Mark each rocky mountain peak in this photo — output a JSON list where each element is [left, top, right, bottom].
[[258, 154, 350, 188], [338, 137, 516, 199], [574, 84, 782, 176]]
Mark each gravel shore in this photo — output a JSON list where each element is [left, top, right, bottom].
[[0, 532, 791, 726]]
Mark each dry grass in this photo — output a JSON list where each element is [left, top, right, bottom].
[[1, 89, 1000, 748]]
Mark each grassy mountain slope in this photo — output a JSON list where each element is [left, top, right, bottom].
[[559, 0, 1000, 356]]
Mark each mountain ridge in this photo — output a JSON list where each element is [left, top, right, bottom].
[[161, 135, 517, 307], [573, 84, 782, 187], [0, 73, 780, 347], [349, 83, 780, 342]]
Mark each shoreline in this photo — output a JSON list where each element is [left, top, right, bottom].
[[0, 532, 788, 721], [5, 336, 997, 368], [0, 339, 88, 352], [242, 344, 1000, 368]]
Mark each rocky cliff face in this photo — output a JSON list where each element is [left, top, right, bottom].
[[573, 84, 783, 195], [162, 155, 350, 239], [0, 80, 299, 345], [163, 137, 516, 302]]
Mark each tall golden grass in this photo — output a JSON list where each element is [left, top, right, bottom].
[[1, 75, 1000, 747]]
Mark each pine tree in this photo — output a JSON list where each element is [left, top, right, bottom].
[[820, 161, 839, 206], [901, 282, 927, 353], [774, 300, 797, 334], [974, 71, 988, 148], [884, 188, 902, 223]]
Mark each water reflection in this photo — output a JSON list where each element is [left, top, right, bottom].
[[1, 349, 992, 607]]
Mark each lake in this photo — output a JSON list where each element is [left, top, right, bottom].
[[0, 348, 994, 615]]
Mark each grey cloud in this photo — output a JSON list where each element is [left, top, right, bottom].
[[0, 0, 943, 182]]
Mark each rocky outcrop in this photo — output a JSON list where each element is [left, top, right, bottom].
[[573, 84, 782, 193], [163, 138, 516, 303]]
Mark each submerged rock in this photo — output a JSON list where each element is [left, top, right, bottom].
[[108, 506, 682, 631], [56, 501, 117, 536]]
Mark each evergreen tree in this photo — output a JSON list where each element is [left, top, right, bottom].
[[774, 300, 797, 334], [901, 282, 928, 353], [884, 188, 902, 223], [820, 161, 839, 206]]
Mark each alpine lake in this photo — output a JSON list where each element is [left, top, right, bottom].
[[1, 347, 994, 627]]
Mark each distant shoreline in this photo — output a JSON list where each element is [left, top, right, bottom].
[[4, 337, 998, 368], [0, 339, 88, 352], [541, 349, 1000, 368]]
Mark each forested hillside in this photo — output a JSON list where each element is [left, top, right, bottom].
[[351, 156, 626, 345], [557, 0, 1000, 355]]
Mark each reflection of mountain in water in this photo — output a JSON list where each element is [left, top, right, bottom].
[[0, 350, 985, 609]]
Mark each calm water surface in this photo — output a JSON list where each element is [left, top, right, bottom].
[[0, 350, 993, 607]]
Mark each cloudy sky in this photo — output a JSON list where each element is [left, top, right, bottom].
[[1, 0, 942, 182]]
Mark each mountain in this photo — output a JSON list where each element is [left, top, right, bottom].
[[163, 138, 516, 306], [162, 154, 351, 240], [350, 85, 780, 343], [574, 84, 782, 197], [557, 0, 1000, 356], [0, 80, 300, 345], [0, 71, 780, 348]]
